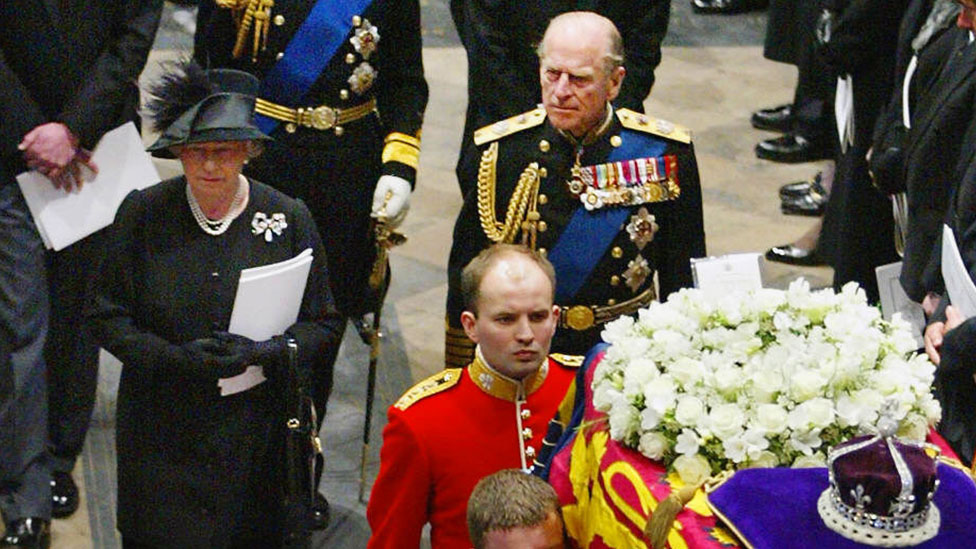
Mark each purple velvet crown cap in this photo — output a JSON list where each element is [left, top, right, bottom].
[[830, 434, 938, 517], [818, 429, 941, 546]]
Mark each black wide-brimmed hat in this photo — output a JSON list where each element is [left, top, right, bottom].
[[145, 61, 271, 158]]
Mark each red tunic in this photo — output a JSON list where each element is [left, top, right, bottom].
[[366, 354, 578, 548]]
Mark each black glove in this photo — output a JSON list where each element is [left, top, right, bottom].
[[815, 9, 836, 46], [212, 331, 288, 369], [179, 337, 249, 380], [869, 146, 906, 195]]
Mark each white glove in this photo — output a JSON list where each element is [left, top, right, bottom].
[[371, 175, 411, 228]]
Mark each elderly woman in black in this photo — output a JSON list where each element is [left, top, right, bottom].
[[87, 63, 343, 548]]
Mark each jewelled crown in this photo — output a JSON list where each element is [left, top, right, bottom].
[[817, 405, 940, 547]]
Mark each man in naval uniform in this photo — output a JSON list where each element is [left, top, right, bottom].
[[194, 0, 428, 526], [445, 11, 706, 368], [367, 244, 580, 548], [450, 0, 672, 198]]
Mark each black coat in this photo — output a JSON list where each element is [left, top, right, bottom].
[[88, 179, 343, 547], [764, 0, 819, 65], [447, 108, 704, 357], [869, 0, 956, 199], [0, 0, 161, 183], [818, 0, 909, 303], [928, 124, 976, 466], [900, 28, 976, 301], [450, 0, 672, 196], [0, 0, 161, 486], [196, 0, 429, 317]]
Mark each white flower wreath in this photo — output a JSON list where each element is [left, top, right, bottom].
[[592, 279, 941, 484]]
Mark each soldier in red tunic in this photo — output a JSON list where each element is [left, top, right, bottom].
[[366, 244, 580, 548]]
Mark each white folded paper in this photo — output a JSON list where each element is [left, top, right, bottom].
[[16, 122, 159, 251], [835, 74, 855, 154], [875, 261, 925, 348], [219, 248, 314, 396], [941, 224, 976, 319]]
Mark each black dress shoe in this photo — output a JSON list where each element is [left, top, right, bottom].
[[310, 493, 330, 531], [781, 193, 826, 217], [780, 177, 827, 217], [50, 471, 79, 519], [1, 518, 50, 549], [751, 103, 793, 132], [778, 172, 823, 199], [691, 0, 768, 13], [756, 134, 831, 163], [765, 244, 826, 266]]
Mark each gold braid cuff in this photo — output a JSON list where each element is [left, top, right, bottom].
[[385, 132, 421, 148], [476, 142, 541, 244], [382, 132, 422, 169]]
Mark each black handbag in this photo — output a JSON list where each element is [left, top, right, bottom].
[[280, 338, 321, 548]]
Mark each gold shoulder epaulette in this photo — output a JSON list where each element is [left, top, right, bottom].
[[549, 353, 585, 368], [474, 108, 547, 146], [616, 108, 692, 144], [393, 368, 463, 411]]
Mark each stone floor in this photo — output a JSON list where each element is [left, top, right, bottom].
[[40, 1, 835, 546]]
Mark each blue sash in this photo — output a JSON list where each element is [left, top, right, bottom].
[[255, 0, 376, 134], [548, 130, 667, 303]]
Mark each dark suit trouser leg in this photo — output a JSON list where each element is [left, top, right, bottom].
[[45, 232, 103, 474], [0, 185, 51, 522], [790, 0, 836, 146]]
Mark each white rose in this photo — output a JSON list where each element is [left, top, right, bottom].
[[754, 403, 789, 434], [708, 403, 745, 441], [643, 375, 677, 416], [674, 429, 700, 456], [673, 453, 712, 485], [622, 358, 660, 395], [638, 431, 670, 460], [747, 450, 780, 468], [713, 366, 743, 397], [789, 369, 827, 402], [674, 395, 706, 426], [788, 398, 835, 431], [668, 356, 706, 387], [640, 407, 662, 431], [592, 384, 619, 413], [792, 452, 826, 468], [752, 366, 784, 402], [607, 396, 638, 441]]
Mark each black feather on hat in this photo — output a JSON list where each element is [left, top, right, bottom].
[[144, 59, 271, 158], [144, 59, 214, 135]]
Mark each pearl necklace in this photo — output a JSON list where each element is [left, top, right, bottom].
[[186, 176, 248, 236]]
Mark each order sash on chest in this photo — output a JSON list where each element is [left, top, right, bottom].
[[548, 132, 668, 304], [255, 0, 376, 134]]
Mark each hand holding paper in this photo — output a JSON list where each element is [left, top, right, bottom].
[[219, 248, 313, 396], [16, 122, 159, 251], [941, 224, 976, 319]]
